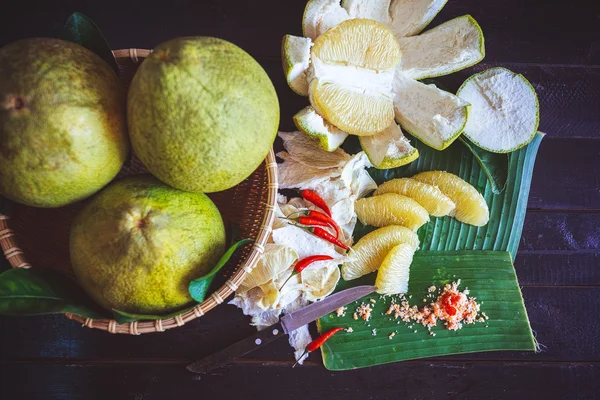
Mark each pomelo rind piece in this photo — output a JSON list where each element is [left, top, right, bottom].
[[398, 15, 485, 80], [393, 72, 469, 150], [359, 123, 419, 169], [389, 0, 448, 37], [303, 0, 350, 40], [293, 106, 349, 152], [282, 35, 313, 96], [456, 67, 540, 153], [341, 0, 391, 24]]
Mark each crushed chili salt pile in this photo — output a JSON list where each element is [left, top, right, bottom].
[[386, 281, 486, 331], [353, 302, 373, 321]]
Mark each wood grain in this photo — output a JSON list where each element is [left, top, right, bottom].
[[1, 361, 598, 400], [2, 287, 598, 362], [0, 0, 598, 395], [1, 0, 599, 65]]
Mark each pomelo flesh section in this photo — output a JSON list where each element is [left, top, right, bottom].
[[412, 170, 489, 226], [374, 178, 456, 217], [342, 225, 419, 281], [308, 19, 401, 136], [398, 15, 485, 80], [456, 67, 539, 153], [375, 243, 415, 295], [354, 192, 430, 231], [312, 18, 401, 70], [393, 72, 469, 150]]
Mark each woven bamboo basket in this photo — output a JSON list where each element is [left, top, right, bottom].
[[0, 48, 278, 334]]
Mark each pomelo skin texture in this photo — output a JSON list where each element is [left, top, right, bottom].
[[128, 37, 280, 193], [70, 175, 226, 314], [0, 38, 129, 208]]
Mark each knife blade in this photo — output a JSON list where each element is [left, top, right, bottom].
[[186, 285, 376, 374]]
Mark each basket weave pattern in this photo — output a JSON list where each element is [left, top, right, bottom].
[[0, 49, 278, 334]]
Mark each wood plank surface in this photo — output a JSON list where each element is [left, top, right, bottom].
[[2, 285, 598, 362], [0, 0, 598, 397], [1, 361, 598, 400], [0, 0, 599, 65]]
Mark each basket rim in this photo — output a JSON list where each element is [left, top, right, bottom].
[[0, 48, 279, 334]]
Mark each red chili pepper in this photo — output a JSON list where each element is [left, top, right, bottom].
[[295, 255, 334, 273], [298, 216, 332, 229], [286, 210, 342, 238], [279, 255, 335, 290], [307, 210, 341, 238], [294, 327, 344, 367], [301, 189, 332, 217], [305, 226, 350, 251]]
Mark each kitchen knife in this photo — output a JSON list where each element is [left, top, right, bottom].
[[186, 285, 376, 374]]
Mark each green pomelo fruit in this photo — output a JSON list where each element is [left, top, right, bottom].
[[128, 37, 280, 193], [70, 175, 226, 314], [0, 38, 129, 208]]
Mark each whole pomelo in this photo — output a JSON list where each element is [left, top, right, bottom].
[[70, 175, 226, 314], [0, 38, 129, 208], [128, 37, 279, 193]]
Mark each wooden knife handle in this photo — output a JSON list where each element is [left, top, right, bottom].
[[186, 322, 286, 374]]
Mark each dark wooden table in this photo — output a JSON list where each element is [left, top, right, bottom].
[[1, 1, 599, 398]]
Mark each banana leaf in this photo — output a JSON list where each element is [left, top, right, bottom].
[[367, 132, 544, 260], [318, 134, 544, 370], [318, 251, 536, 370]]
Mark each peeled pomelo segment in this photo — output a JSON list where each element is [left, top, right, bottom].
[[354, 192, 430, 231], [412, 170, 489, 226], [359, 123, 419, 169], [389, 0, 448, 37], [312, 18, 401, 70], [375, 243, 415, 295], [374, 177, 455, 217], [281, 35, 313, 96], [398, 15, 485, 80], [393, 72, 469, 150], [342, 225, 419, 281], [456, 67, 540, 153], [311, 78, 395, 136], [293, 106, 349, 152], [341, 0, 391, 24], [303, 0, 350, 40]]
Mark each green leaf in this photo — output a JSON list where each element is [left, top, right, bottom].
[[61, 12, 118, 73], [367, 132, 544, 260], [459, 137, 508, 194], [0, 268, 109, 319], [318, 251, 536, 371], [188, 239, 253, 303]]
